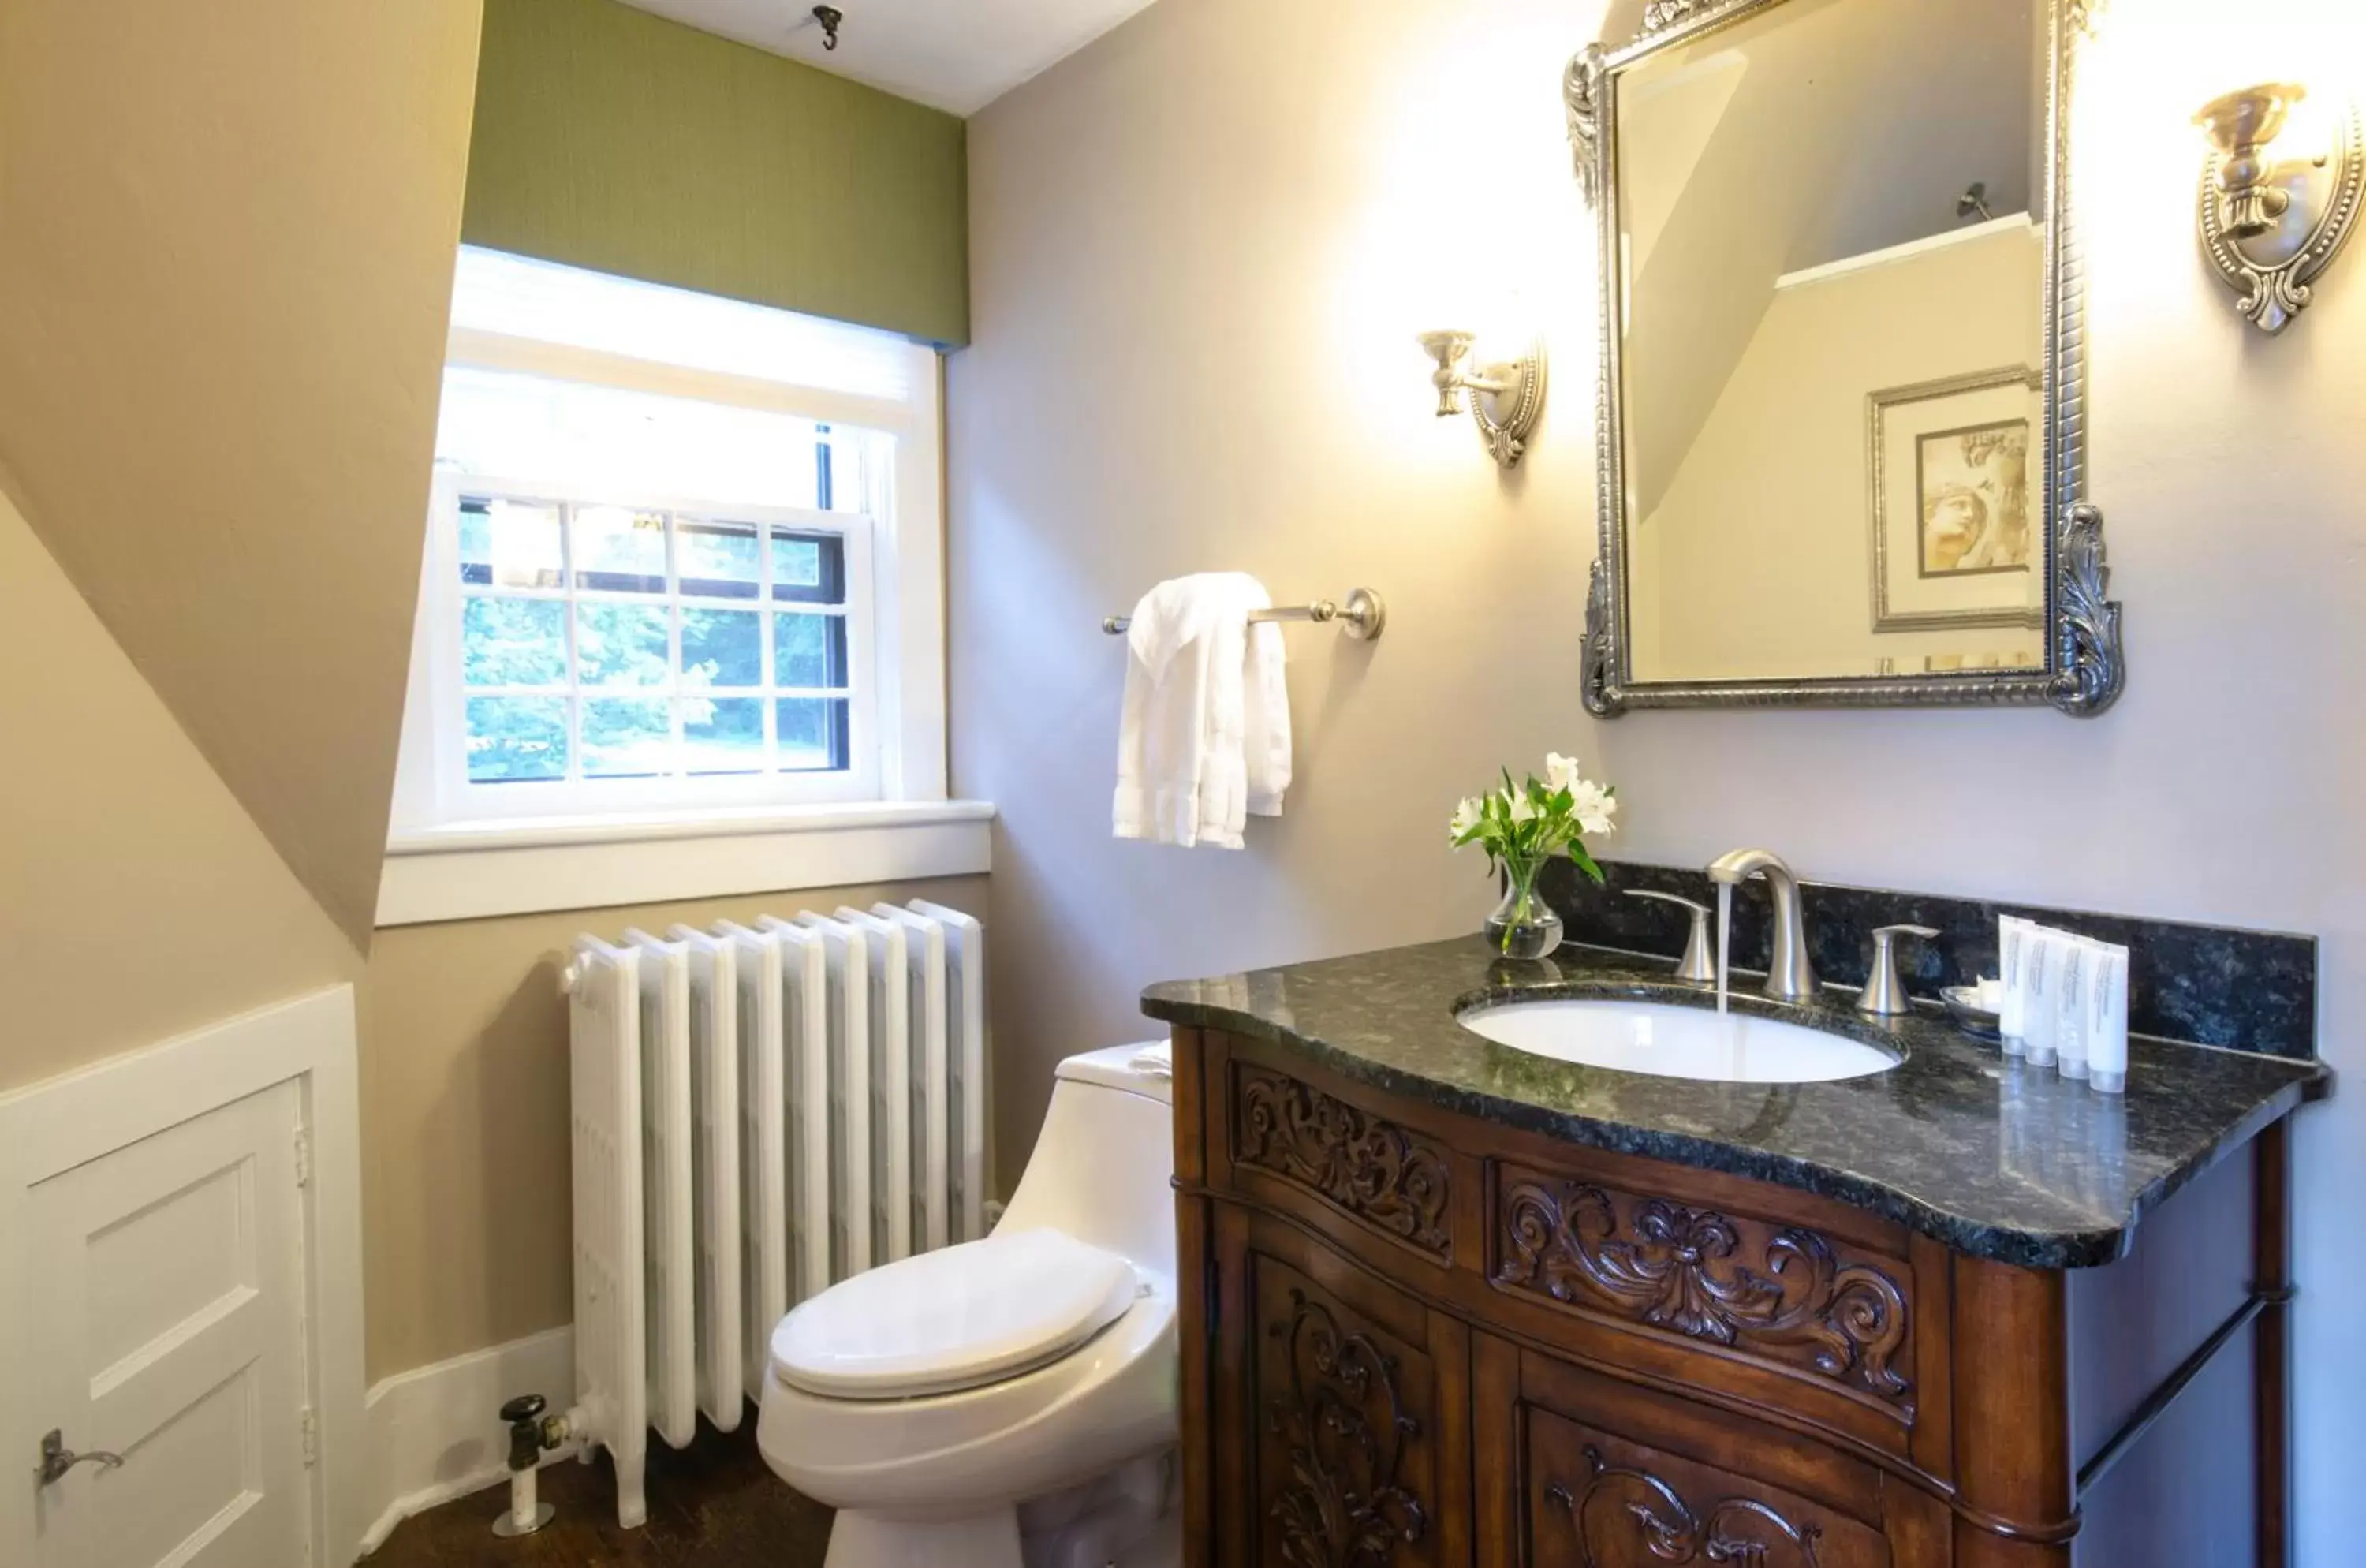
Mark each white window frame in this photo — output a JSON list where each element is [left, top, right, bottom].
[[381, 260, 981, 924], [409, 473, 883, 819]]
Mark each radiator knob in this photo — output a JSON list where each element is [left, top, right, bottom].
[[501, 1394, 549, 1473]]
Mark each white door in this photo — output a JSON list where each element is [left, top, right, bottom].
[[28, 1078, 311, 1568]]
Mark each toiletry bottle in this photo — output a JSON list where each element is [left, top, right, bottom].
[[2055, 938, 2094, 1081], [2023, 928, 2062, 1068], [1998, 917, 2029, 1055], [2089, 944, 2130, 1094]]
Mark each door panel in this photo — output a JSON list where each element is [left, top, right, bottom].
[[1213, 1200, 1468, 1568], [30, 1080, 310, 1568], [1253, 1253, 1438, 1566]]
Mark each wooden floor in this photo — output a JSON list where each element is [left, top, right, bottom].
[[368, 1418, 834, 1566]]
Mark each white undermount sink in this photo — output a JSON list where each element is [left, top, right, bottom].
[[1458, 998, 1901, 1085]]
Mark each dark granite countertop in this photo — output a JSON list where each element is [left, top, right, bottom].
[[1141, 939, 2331, 1268]]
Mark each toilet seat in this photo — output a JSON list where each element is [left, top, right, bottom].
[[771, 1228, 1141, 1401]]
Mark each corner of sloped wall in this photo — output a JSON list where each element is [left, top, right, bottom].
[[0, 482, 359, 1094], [0, 0, 487, 946]]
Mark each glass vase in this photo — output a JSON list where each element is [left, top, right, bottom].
[[1485, 875, 1563, 960]]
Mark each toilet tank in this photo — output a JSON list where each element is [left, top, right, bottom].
[[997, 1043, 1176, 1286]]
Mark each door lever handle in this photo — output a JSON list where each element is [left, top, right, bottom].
[[38, 1429, 123, 1486]]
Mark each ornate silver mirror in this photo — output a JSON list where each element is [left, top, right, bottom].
[[1568, 0, 2121, 716]]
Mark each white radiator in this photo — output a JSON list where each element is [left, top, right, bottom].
[[562, 901, 985, 1528]]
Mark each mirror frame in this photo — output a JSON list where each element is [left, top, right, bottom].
[[1565, 0, 2122, 717]]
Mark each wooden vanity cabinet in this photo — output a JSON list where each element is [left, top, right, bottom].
[[1173, 1028, 2081, 1568]]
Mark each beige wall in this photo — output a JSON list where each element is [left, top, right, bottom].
[[952, 0, 2364, 1559], [361, 875, 989, 1378], [0, 489, 360, 1092], [952, 0, 1603, 1197], [0, 0, 484, 944]]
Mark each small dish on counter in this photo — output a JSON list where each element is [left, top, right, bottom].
[[1942, 984, 2003, 1042]]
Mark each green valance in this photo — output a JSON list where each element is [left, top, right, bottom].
[[463, 0, 968, 346]]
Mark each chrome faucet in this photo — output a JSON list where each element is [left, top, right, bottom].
[[1705, 848, 1819, 1002]]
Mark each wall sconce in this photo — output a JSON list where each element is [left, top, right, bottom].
[[1416, 330, 1546, 468], [2194, 82, 2363, 334]]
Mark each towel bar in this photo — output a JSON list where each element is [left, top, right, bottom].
[[1102, 587, 1386, 642]]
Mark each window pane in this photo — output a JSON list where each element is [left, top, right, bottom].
[[458, 498, 564, 588], [682, 696, 764, 775], [461, 596, 568, 687], [773, 613, 848, 689], [581, 697, 672, 778], [681, 607, 761, 689], [572, 505, 668, 593], [678, 520, 761, 599], [577, 602, 672, 688], [769, 531, 845, 604], [465, 696, 569, 782], [775, 697, 849, 772]]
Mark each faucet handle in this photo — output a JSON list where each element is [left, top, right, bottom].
[[1625, 890, 1717, 984], [1857, 924, 1940, 1017]]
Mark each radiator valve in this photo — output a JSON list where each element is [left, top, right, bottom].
[[492, 1394, 565, 1538]]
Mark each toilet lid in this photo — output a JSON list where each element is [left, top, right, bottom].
[[770, 1229, 1143, 1400]]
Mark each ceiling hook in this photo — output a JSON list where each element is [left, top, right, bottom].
[[812, 5, 843, 50]]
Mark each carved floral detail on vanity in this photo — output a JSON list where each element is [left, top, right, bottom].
[[1495, 1170, 1911, 1406], [1267, 1290, 1428, 1568], [1233, 1066, 1452, 1257], [1545, 1447, 1826, 1567]]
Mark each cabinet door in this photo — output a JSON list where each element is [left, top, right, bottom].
[[1527, 1406, 1888, 1568], [1480, 1342, 1915, 1568], [1212, 1205, 1469, 1567]]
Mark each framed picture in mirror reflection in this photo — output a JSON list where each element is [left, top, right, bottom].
[[1868, 367, 2044, 633]]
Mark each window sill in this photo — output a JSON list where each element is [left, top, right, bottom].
[[375, 801, 995, 928]]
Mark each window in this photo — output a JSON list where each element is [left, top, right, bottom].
[[449, 491, 866, 792], [391, 249, 949, 838]]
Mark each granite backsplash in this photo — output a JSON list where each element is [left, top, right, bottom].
[[1538, 858, 2317, 1062]]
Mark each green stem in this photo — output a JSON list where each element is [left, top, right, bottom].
[[1498, 857, 1543, 954]]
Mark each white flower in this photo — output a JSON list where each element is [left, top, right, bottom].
[[1544, 752, 1584, 793], [1448, 796, 1483, 840], [1571, 780, 1618, 837], [1508, 793, 1536, 824]]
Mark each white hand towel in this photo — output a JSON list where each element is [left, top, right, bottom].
[[1244, 618, 1291, 817], [1113, 573, 1288, 849]]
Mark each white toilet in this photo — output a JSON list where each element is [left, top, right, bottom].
[[757, 1043, 1181, 1568]]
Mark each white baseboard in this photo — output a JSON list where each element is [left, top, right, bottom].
[[358, 1326, 579, 1557]]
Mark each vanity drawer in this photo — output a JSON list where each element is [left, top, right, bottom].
[[1221, 1056, 1461, 1271], [1483, 1142, 1947, 1467]]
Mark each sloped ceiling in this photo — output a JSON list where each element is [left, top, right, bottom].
[[0, 0, 487, 945]]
